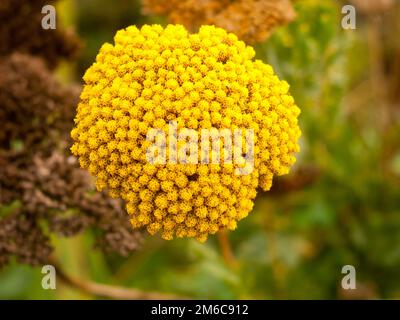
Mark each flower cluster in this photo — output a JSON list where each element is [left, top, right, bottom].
[[0, 53, 78, 151], [142, 0, 296, 44], [0, 207, 52, 267], [71, 24, 301, 242]]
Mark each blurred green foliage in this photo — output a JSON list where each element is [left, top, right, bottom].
[[1, 0, 399, 299]]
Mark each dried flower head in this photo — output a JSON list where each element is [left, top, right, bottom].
[[0, 53, 78, 151], [71, 25, 301, 242], [0, 208, 52, 267], [142, 0, 296, 44], [0, 0, 82, 68], [0, 150, 143, 261]]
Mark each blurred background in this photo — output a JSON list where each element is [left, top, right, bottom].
[[0, 0, 399, 299]]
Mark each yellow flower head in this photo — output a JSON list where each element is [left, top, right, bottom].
[[71, 24, 301, 242]]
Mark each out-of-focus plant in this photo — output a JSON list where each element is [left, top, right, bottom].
[[142, 0, 296, 44], [245, 0, 400, 299], [75, 0, 148, 74], [0, 0, 82, 68]]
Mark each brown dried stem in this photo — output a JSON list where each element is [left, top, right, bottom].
[[217, 230, 237, 268], [49, 257, 186, 300]]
